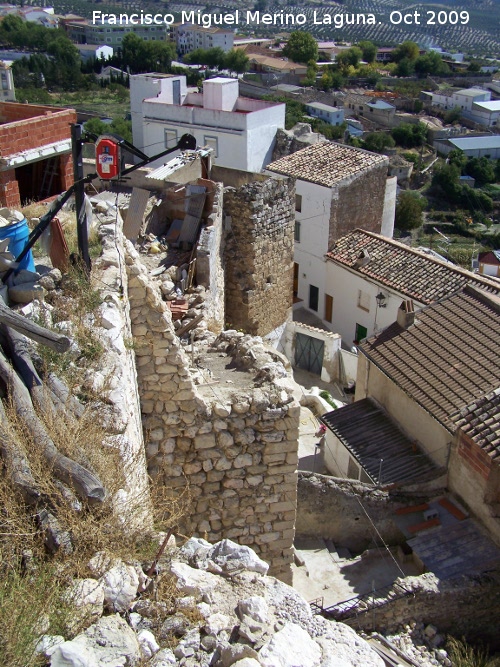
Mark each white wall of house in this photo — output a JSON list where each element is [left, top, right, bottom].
[[381, 176, 396, 238], [131, 74, 285, 172], [479, 261, 500, 277], [430, 89, 490, 111], [323, 262, 424, 347], [293, 180, 332, 318], [468, 102, 500, 128], [282, 321, 341, 383], [355, 356, 450, 467]]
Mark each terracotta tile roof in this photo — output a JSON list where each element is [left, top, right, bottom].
[[321, 398, 442, 485], [266, 142, 387, 188], [326, 229, 500, 304], [359, 285, 500, 433], [453, 389, 500, 460]]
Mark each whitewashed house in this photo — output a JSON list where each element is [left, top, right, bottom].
[[323, 229, 500, 346], [266, 143, 394, 327], [130, 73, 285, 172]]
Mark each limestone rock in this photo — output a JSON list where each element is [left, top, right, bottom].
[[34, 635, 65, 659], [259, 622, 321, 667], [219, 643, 260, 667], [238, 596, 269, 626], [170, 561, 220, 600], [100, 562, 140, 612], [50, 614, 141, 667], [64, 578, 104, 630], [150, 648, 177, 666], [137, 628, 160, 659], [207, 539, 269, 576]]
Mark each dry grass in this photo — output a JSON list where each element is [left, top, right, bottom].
[[0, 393, 192, 664], [447, 637, 500, 667]]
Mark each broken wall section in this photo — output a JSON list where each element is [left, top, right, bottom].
[[224, 176, 295, 337], [194, 182, 224, 333], [125, 244, 300, 582]]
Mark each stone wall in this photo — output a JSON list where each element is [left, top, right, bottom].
[[223, 176, 295, 337], [125, 243, 300, 582], [345, 572, 500, 650], [196, 182, 225, 333], [328, 162, 389, 247], [296, 473, 447, 553]]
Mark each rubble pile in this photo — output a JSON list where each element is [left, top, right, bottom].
[[38, 538, 386, 667]]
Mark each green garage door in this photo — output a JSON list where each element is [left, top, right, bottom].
[[295, 333, 324, 376]]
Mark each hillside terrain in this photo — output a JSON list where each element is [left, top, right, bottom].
[[40, 0, 500, 54]]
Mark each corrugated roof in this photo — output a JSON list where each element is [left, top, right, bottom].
[[473, 101, 500, 111], [326, 229, 500, 304], [449, 135, 500, 151], [306, 102, 342, 113], [453, 388, 500, 459], [367, 100, 394, 110], [359, 285, 500, 433], [266, 142, 387, 188], [321, 398, 441, 485]]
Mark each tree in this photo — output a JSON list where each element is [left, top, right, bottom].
[[392, 41, 420, 63], [464, 157, 496, 186], [282, 31, 318, 65], [224, 49, 249, 75], [392, 122, 427, 148], [395, 191, 427, 231], [432, 163, 461, 200], [444, 106, 462, 124], [357, 40, 377, 63], [414, 52, 449, 77], [394, 57, 415, 77], [336, 46, 363, 70], [448, 149, 467, 171], [363, 132, 395, 153]]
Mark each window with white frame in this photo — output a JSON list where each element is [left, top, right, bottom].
[[164, 129, 178, 148]]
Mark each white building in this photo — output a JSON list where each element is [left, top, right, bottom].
[[173, 23, 234, 56], [468, 101, 500, 129], [323, 229, 500, 347], [266, 143, 394, 328], [427, 87, 491, 112], [130, 73, 285, 172], [0, 61, 15, 101], [76, 44, 113, 62], [65, 18, 166, 46]]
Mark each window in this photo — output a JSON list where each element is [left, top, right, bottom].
[[294, 221, 301, 243], [204, 135, 218, 157], [164, 129, 178, 148], [1, 73, 8, 91], [293, 263, 299, 298], [295, 194, 302, 212], [309, 285, 319, 312], [357, 289, 370, 312]]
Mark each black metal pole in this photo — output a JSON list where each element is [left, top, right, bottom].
[[71, 123, 90, 273]]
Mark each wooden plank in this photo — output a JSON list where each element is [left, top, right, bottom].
[[439, 497, 468, 520], [175, 312, 203, 337], [0, 299, 70, 353], [407, 517, 440, 534]]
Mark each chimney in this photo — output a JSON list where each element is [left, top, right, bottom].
[[397, 299, 415, 329], [354, 249, 371, 269]]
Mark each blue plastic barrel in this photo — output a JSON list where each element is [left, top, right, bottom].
[[0, 218, 35, 273]]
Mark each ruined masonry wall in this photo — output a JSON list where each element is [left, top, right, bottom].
[[196, 182, 225, 333], [125, 242, 299, 583], [224, 177, 295, 337], [328, 163, 388, 247]]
